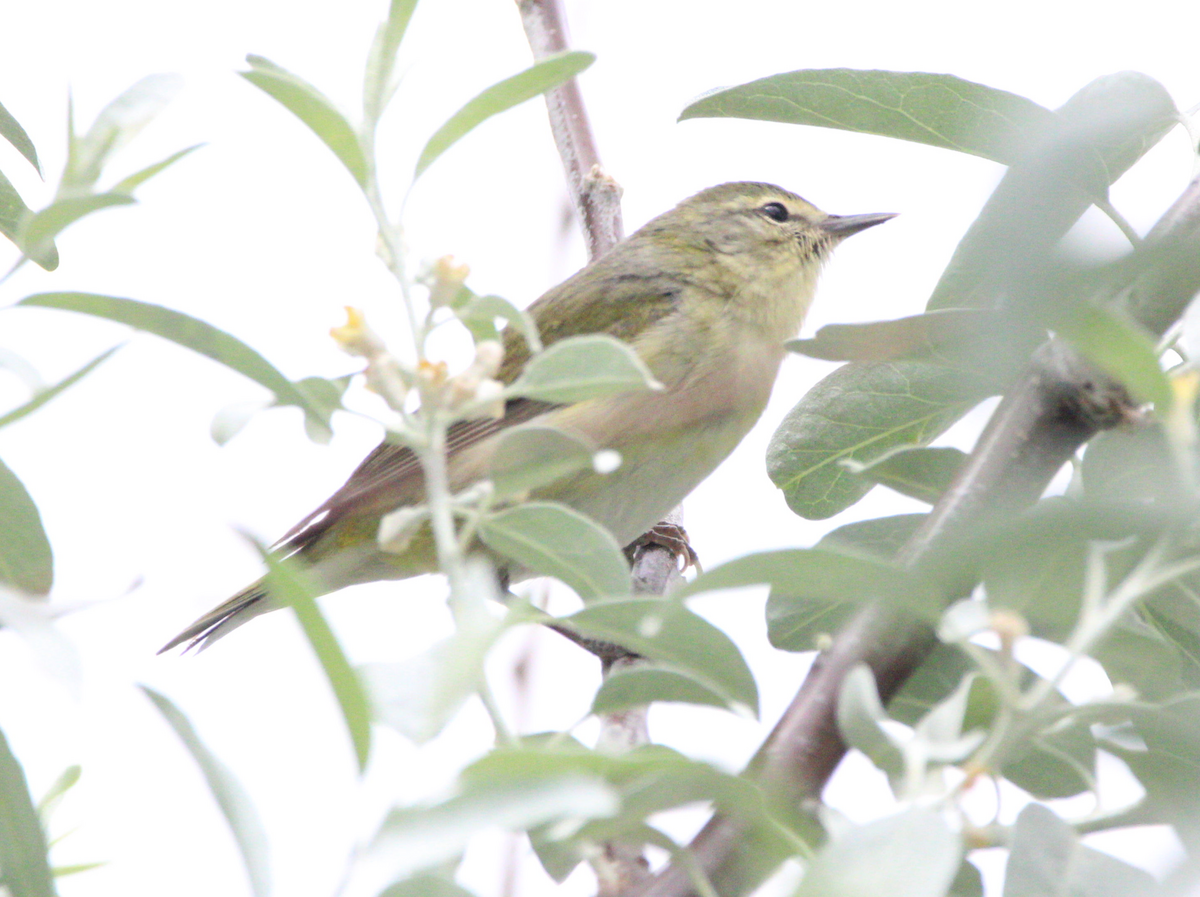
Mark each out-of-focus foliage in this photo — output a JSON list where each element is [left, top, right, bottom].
[[2, 8, 1200, 897]]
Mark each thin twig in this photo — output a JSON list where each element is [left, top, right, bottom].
[[516, 0, 624, 258]]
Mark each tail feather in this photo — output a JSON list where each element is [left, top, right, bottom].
[[158, 580, 272, 654]]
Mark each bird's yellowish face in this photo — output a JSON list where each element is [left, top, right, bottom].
[[668, 182, 894, 268], [643, 182, 893, 338]]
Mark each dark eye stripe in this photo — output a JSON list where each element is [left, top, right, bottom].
[[760, 202, 788, 222]]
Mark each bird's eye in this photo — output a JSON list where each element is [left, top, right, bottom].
[[760, 202, 789, 223]]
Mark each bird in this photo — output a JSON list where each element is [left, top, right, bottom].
[[161, 181, 894, 652]]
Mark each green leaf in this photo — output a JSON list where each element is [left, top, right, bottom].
[[1107, 695, 1200, 850], [19, 293, 332, 435], [378, 876, 477, 897], [140, 687, 271, 897], [889, 643, 993, 730], [680, 546, 930, 607], [363, 0, 421, 125], [787, 309, 1008, 363], [1004, 803, 1160, 897], [1094, 617, 1192, 701], [0, 100, 42, 174], [508, 334, 661, 404], [816, 513, 928, 559], [241, 55, 368, 189], [591, 665, 733, 714], [948, 860, 984, 897], [478, 501, 629, 600], [0, 345, 121, 431], [20, 193, 136, 260], [844, 445, 969, 505], [454, 293, 541, 353], [0, 168, 56, 269], [767, 360, 995, 519], [65, 73, 184, 191], [36, 765, 81, 824], [465, 740, 793, 886], [110, 143, 203, 194], [928, 72, 1177, 312], [0, 458, 52, 594], [681, 69, 1056, 166], [1080, 424, 1177, 506], [794, 808, 961, 897], [1003, 716, 1096, 799], [260, 552, 372, 772], [414, 51, 595, 178], [1056, 304, 1171, 409], [562, 598, 759, 716], [0, 722, 55, 897], [765, 589, 854, 652], [489, 426, 597, 498]]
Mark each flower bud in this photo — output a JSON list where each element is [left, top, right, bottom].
[[427, 255, 471, 308]]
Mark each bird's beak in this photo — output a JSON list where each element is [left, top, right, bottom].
[[820, 212, 898, 238]]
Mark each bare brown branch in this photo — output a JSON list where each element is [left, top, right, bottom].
[[516, 0, 623, 258]]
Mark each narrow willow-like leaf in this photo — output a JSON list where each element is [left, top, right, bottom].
[[681, 69, 1056, 166], [363, 0, 420, 125], [508, 334, 661, 404], [140, 687, 271, 897], [65, 73, 184, 190], [414, 51, 595, 178], [241, 55, 368, 188], [36, 765, 81, 823], [787, 309, 1005, 362], [478, 501, 629, 600], [19, 293, 332, 432], [0, 723, 55, 897], [767, 360, 995, 519], [0, 458, 52, 594], [110, 143, 203, 194], [261, 552, 372, 772], [0, 169, 56, 270], [0, 100, 41, 174], [0, 346, 120, 431], [20, 193, 136, 260]]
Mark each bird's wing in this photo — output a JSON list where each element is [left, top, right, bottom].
[[276, 397, 557, 553], [281, 259, 685, 554]]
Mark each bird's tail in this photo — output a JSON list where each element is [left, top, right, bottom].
[[157, 580, 272, 654]]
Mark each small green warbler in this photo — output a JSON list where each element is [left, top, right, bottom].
[[162, 182, 893, 651]]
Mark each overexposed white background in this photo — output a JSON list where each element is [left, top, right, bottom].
[[0, 1, 1197, 894]]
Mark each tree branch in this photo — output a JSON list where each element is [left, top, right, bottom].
[[516, 0, 623, 258], [633, 178, 1200, 897], [515, 3, 691, 892]]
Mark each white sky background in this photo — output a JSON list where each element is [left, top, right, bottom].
[[0, 1, 1198, 895]]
